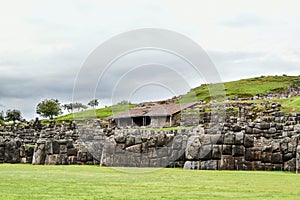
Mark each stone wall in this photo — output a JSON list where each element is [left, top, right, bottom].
[[1, 113, 300, 172]]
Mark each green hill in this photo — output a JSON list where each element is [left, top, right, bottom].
[[179, 75, 300, 103]]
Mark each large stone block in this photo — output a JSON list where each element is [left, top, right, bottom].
[[234, 157, 246, 170], [184, 161, 200, 170], [4, 141, 21, 163], [149, 158, 160, 167], [272, 152, 283, 164], [283, 153, 293, 162], [148, 147, 158, 158], [222, 145, 232, 155], [68, 156, 77, 164], [156, 133, 167, 146], [224, 133, 235, 145], [244, 135, 254, 148], [32, 143, 46, 165], [59, 154, 69, 165], [125, 135, 135, 147], [245, 127, 253, 134], [52, 141, 60, 154], [172, 135, 183, 150], [245, 148, 261, 161], [212, 145, 221, 159], [232, 145, 245, 157], [273, 164, 283, 171], [60, 145, 67, 154], [210, 134, 223, 145], [77, 151, 87, 162], [115, 134, 126, 143], [169, 149, 179, 162], [0, 147, 4, 161], [252, 161, 263, 170], [261, 152, 272, 163], [45, 154, 59, 165], [45, 141, 53, 155], [219, 155, 235, 170], [263, 163, 274, 171], [140, 156, 150, 167], [185, 136, 201, 160], [201, 134, 212, 145], [284, 158, 296, 172], [126, 144, 142, 154], [198, 145, 212, 160], [280, 141, 289, 154], [201, 160, 218, 170], [235, 132, 244, 145], [157, 147, 168, 158], [67, 148, 77, 156]]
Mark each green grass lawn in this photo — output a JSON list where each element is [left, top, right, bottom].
[[0, 164, 299, 199]]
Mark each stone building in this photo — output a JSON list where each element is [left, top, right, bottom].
[[108, 102, 197, 128]]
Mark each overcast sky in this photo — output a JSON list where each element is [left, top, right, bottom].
[[1, 0, 300, 119]]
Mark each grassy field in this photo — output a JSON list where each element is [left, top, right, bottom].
[[0, 164, 299, 199]]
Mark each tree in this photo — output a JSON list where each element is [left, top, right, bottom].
[[62, 102, 87, 113], [117, 100, 131, 105], [63, 103, 74, 113], [36, 99, 62, 119], [88, 99, 99, 108], [0, 111, 4, 121], [5, 109, 22, 121], [73, 102, 88, 111]]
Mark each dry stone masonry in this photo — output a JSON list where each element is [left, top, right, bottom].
[[1, 105, 300, 172]]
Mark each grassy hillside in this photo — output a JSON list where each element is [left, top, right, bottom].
[[52, 104, 136, 123], [179, 75, 300, 103], [0, 164, 299, 199]]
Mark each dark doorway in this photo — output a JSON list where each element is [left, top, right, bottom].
[[132, 116, 151, 126]]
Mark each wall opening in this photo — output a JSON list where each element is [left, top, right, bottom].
[[132, 116, 151, 126]]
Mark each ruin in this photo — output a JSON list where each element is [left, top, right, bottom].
[[0, 101, 300, 173]]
